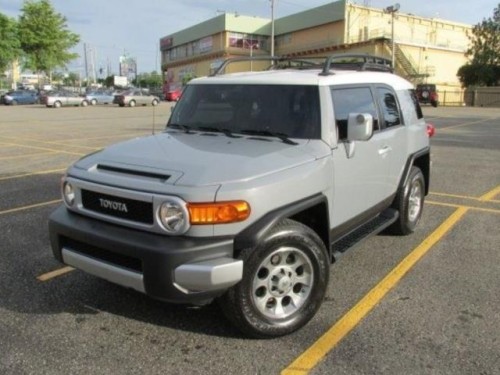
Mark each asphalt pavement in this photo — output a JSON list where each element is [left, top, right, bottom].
[[0, 103, 499, 375]]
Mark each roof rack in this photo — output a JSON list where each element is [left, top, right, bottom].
[[319, 54, 393, 76], [209, 54, 393, 77], [210, 56, 281, 76]]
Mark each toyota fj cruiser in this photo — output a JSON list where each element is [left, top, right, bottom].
[[49, 55, 431, 338]]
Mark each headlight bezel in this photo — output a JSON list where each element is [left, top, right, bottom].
[[157, 197, 191, 235], [62, 180, 75, 207]]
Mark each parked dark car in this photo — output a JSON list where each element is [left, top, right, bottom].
[[2, 90, 39, 105], [416, 84, 439, 107]]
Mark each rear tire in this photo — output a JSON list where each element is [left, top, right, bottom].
[[54, 101, 62, 108], [388, 166, 425, 235], [91, 99, 97, 106], [219, 219, 329, 338], [81, 100, 88, 107], [152, 99, 159, 106], [129, 100, 136, 107]]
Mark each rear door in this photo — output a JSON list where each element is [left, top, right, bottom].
[[375, 85, 408, 190]]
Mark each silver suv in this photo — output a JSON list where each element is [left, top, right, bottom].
[[49, 55, 430, 338]]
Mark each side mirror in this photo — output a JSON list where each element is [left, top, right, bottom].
[[347, 113, 373, 141]]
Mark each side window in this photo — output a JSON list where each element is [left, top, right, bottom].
[[331, 87, 379, 140], [409, 89, 423, 119], [377, 87, 401, 128]]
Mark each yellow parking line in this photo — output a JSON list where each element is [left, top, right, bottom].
[[479, 185, 500, 202], [426, 200, 500, 214], [37, 266, 74, 281], [0, 141, 87, 156], [0, 135, 98, 150], [281, 207, 469, 375], [429, 191, 483, 201], [439, 117, 498, 131], [0, 151, 58, 161], [0, 199, 61, 216], [0, 168, 66, 181]]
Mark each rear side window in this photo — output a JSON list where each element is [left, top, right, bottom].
[[331, 87, 379, 140], [409, 89, 423, 119], [377, 87, 401, 128]]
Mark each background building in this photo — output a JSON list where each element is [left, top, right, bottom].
[[160, 0, 471, 95]]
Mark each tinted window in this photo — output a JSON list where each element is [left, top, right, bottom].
[[377, 87, 401, 128], [170, 84, 321, 139], [409, 89, 423, 119], [331, 87, 379, 140]]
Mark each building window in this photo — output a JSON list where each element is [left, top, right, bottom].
[[229, 32, 267, 50], [276, 34, 292, 47]]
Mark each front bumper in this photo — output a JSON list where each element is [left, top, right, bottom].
[[49, 206, 242, 304]]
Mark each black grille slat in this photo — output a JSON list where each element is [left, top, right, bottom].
[[81, 190, 153, 224], [61, 236, 142, 272]]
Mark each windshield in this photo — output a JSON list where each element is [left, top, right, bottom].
[[168, 84, 321, 139]]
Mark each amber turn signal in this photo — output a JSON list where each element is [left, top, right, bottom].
[[187, 201, 250, 224]]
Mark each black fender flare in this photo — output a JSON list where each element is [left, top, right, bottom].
[[234, 193, 330, 255], [399, 147, 430, 195]]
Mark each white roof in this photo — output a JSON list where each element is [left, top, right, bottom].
[[193, 69, 414, 90]]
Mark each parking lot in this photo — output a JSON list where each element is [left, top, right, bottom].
[[1, 103, 499, 374]]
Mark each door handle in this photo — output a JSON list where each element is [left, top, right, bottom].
[[378, 146, 392, 156]]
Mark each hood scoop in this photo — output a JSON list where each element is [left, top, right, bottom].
[[97, 164, 171, 182]]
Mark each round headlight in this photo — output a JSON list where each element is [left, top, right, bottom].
[[158, 199, 190, 235], [63, 181, 75, 206]]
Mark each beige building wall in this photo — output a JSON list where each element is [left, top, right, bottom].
[[277, 22, 345, 56], [161, 1, 472, 92], [345, 3, 471, 88]]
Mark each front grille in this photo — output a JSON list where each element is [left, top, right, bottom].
[[61, 236, 143, 272], [81, 189, 153, 224]]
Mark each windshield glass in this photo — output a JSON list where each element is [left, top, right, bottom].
[[168, 84, 321, 139]]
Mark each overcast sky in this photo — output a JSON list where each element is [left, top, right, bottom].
[[0, 0, 497, 75]]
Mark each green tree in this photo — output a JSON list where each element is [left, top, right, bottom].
[[17, 0, 80, 80], [0, 13, 20, 73], [458, 3, 500, 86], [63, 72, 79, 87], [132, 71, 163, 88]]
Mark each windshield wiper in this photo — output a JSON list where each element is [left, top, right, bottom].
[[197, 126, 241, 138], [167, 123, 195, 133], [241, 129, 298, 145]]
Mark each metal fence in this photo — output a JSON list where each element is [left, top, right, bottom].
[[438, 89, 500, 107]]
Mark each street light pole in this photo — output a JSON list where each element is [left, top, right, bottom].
[[270, 0, 275, 58], [384, 3, 400, 69]]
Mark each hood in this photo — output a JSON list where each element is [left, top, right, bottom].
[[75, 131, 326, 187]]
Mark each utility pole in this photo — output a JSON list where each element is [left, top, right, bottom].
[[270, 0, 275, 58], [384, 3, 400, 69], [83, 43, 89, 83]]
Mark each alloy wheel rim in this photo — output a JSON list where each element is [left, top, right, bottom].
[[251, 247, 314, 319], [408, 182, 422, 222]]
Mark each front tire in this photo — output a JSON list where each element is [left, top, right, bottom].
[[388, 166, 425, 235], [219, 219, 329, 338], [129, 100, 136, 107]]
